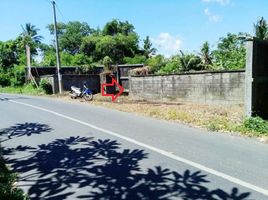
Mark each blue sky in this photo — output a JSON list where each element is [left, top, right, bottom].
[[1, 0, 268, 56]]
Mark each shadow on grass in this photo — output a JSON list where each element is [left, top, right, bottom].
[[0, 122, 52, 142], [3, 132, 251, 200]]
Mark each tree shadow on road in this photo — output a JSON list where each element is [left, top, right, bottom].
[[0, 122, 52, 142], [3, 134, 252, 200]]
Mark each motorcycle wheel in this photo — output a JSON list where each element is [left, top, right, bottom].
[[83, 93, 93, 101], [70, 91, 77, 99]]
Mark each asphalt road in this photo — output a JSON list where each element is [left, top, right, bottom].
[[0, 93, 268, 200]]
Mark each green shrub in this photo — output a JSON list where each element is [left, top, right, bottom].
[[10, 66, 25, 87], [123, 55, 147, 64], [39, 79, 53, 94], [0, 160, 29, 200], [243, 116, 268, 134], [0, 73, 10, 86]]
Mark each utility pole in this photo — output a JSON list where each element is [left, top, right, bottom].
[[26, 44, 31, 81], [52, 1, 63, 94]]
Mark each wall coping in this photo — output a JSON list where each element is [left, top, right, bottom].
[[131, 69, 245, 77]]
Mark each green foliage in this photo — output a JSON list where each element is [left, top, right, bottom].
[[212, 33, 247, 70], [39, 79, 53, 94], [179, 51, 203, 71], [48, 21, 93, 54], [146, 55, 167, 73], [0, 84, 44, 95], [102, 19, 135, 36], [243, 117, 268, 134], [20, 23, 43, 64], [157, 56, 181, 74], [0, 40, 19, 70], [79, 20, 139, 63], [199, 41, 213, 70], [123, 55, 147, 64], [103, 56, 113, 71], [143, 36, 156, 58], [10, 65, 25, 87], [254, 17, 268, 40], [0, 159, 29, 200], [0, 72, 11, 86]]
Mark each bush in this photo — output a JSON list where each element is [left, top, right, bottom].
[[0, 73, 10, 86], [39, 79, 53, 94], [0, 159, 29, 200], [10, 66, 25, 87], [243, 117, 268, 134], [123, 55, 147, 64]]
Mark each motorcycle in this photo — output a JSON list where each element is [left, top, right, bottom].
[[70, 84, 93, 101]]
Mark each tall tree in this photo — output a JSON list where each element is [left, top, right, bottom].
[[254, 17, 268, 40], [21, 23, 43, 54], [103, 19, 135, 36], [47, 21, 94, 55], [143, 36, 156, 58], [212, 33, 247, 70], [21, 23, 43, 79], [199, 41, 213, 69]]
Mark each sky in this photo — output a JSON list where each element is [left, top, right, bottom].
[[1, 0, 268, 56]]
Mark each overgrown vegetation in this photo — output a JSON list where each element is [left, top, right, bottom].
[[0, 153, 29, 200], [0, 83, 45, 95]]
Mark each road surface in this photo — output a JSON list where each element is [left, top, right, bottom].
[[0, 93, 268, 200]]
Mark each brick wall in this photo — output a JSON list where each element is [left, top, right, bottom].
[[129, 70, 245, 105]]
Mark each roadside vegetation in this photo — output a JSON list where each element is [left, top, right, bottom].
[[1, 17, 268, 90], [0, 83, 45, 95], [0, 151, 29, 200], [90, 95, 268, 139]]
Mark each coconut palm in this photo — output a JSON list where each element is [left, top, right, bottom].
[[199, 41, 213, 69], [21, 23, 43, 80], [254, 17, 268, 40]]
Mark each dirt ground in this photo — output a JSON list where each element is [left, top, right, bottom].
[[51, 93, 268, 142]]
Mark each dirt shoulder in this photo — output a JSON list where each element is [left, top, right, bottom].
[[53, 93, 267, 143]]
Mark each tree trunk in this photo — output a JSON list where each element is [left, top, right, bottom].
[[26, 44, 31, 81]]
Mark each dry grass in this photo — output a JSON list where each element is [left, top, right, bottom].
[[91, 94, 244, 130], [51, 93, 268, 142]]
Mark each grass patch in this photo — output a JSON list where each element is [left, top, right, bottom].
[[0, 84, 45, 95]]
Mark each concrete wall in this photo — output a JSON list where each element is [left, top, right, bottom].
[[129, 70, 245, 105], [40, 75, 100, 94]]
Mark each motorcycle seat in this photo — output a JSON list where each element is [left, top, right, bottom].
[[71, 86, 81, 91]]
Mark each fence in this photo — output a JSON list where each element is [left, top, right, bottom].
[[40, 74, 100, 94]]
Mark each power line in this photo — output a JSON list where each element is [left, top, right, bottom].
[[55, 2, 68, 23]]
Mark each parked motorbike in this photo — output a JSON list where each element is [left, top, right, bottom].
[[70, 84, 93, 101]]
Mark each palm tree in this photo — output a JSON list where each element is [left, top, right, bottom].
[[21, 23, 43, 80], [199, 41, 213, 69], [179, 50, 202, 71], [143, 36, 156, 58], [254, 17, 268, 40]]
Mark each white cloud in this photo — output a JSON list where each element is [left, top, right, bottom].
[[202, 0, 231, 6], [152, 33, 182, 57], [204, 8, 220, 22]]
